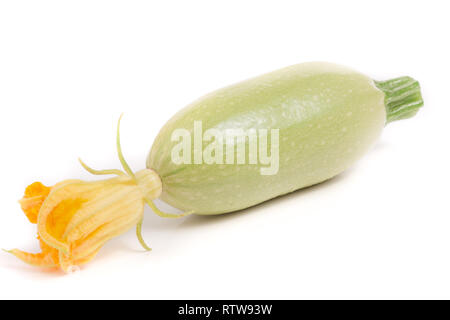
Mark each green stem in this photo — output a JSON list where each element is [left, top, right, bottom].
[[375, 76, 424, 124]]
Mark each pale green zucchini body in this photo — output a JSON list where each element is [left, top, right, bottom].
[[147, 62, 422, 215]]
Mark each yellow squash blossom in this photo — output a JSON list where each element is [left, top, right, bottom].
[[6, 116, 191, 272]]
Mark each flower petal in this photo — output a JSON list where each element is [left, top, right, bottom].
[[6, 249, 57, 268], [19, 182, 51, 224], [36, 180, 88, 254], [65, 188, 143, 242], [71, 207, 143, 260]]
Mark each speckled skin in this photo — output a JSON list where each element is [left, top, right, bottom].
[[147, 62, 386, 214]]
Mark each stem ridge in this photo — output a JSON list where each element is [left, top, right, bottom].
[[375, 76, 424, 124]]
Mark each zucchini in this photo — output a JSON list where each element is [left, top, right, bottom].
[[147, 62, 423, 214]]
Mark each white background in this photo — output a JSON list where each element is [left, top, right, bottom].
[[0, 0, 449, 299]]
